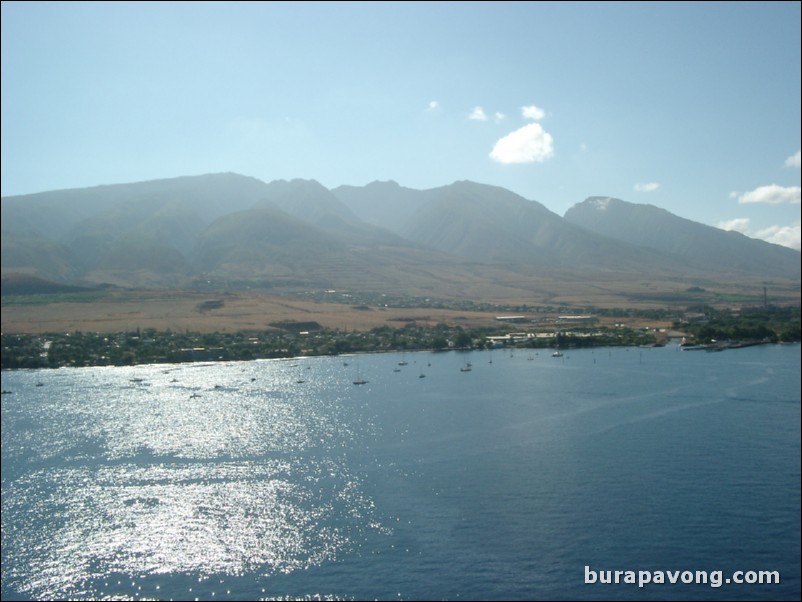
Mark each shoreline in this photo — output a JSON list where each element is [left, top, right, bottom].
[[2, 323, 665, 370], [3, 328, 790, 372]]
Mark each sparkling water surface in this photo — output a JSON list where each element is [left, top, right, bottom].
[[2, 344, 800, 600]]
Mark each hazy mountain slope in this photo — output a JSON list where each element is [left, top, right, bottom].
[[564, 197, 800, 279], [1, 273, 96, 296], [259, 179, 356, 224], [258, 179, 407, 245], [2, 173, 267, 285], [89, 244, 194, 288], [1, 172, 272, 241], [400, 181, 687, 274], [190, 204, 494, 294], [2, 173, 798, 295], [85, 203, 202, 286], [1, 230, 79, 282], [193, 206, 345, 278], [331, 180, 437, 234]]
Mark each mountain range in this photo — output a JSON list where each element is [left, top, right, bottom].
[[2, 173, 799, 302]]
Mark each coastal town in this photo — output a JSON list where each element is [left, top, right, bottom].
[[3, 304, 797, 370]]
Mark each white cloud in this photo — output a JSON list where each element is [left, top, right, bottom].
[[718, 217, 751, 234], [717, 217, 801, 250], [737, 184, 801, 205], [784, 150, 801, 168], [756, 222, 801, 251], [494, 112, 506, 123], [468, 106, 488, 121], [521, 105, 545, 121], [427, 100, 439, 111], [634, 182, 660, 192], [490, 123, 554, 164]]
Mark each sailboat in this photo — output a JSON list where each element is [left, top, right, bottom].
[[353, 365, 368, 385]]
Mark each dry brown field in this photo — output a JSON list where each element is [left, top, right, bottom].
[[5, 274, 797, 335], [1, 290, 506, 334], [0, 290, 671, 335]]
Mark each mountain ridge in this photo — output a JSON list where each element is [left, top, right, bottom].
[[2, 173, 798, 298], [564, 196, 799, 279]]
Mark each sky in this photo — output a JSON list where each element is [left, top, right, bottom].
[[2, 1, 800, 250]]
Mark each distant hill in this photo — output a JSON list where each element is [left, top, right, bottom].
[[1, 229, 79, 283], [332, 180, 438, 233], [263, 179, 406, 245], [193, 205, 346, 281], [336, 180, 693, 280], [0, 172, 270, 241], [0, 273, 97, 296], [564, 197, 800, 280], [399, 182, 682, 271], [2, 174, 799, 300], [191, 200, 494, 295], [260, 179, 357, 225]]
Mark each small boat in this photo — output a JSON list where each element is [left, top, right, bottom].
[[353, 365, 368, 385], [552, 351, 563, 357]]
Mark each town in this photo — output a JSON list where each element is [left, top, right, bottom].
[[2, 304, 797, 369]]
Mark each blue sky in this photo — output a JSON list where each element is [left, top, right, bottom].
[[2, 1, 800, 249]]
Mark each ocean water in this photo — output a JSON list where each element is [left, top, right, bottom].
[[1, 344, 799, 601]]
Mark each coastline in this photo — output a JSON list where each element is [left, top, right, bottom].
[[2, 327, 787, 371]]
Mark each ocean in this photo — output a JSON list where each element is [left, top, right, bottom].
[[1, 343, 800, 601]]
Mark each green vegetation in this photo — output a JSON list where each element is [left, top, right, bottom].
[[3, 304, 798, 370], [675, 305, 801, 345], [3, 323, 659, 370], [294, 289, 697, 319]]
